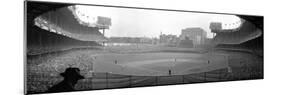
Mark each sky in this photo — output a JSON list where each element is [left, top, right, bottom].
[[74, 5, 242, 38]]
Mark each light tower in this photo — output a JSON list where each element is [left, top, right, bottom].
[[96, 16, 111, 46]]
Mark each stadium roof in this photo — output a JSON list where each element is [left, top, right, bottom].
[[26, 1, 70, 27]]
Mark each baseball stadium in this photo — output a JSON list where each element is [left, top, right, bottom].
[[25, 1, 263, 94]]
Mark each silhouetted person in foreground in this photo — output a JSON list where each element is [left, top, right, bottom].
[[47, 67, 85, 93]]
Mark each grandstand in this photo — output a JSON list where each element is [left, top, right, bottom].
[[26, 1, 108, 55], [211, 19, 262, 45], [210, 16, 263, 56]]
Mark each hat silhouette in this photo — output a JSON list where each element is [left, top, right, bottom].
[[60, 67, 85, 80]]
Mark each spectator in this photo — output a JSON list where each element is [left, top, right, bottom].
[[47, 67, 85, 93]]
